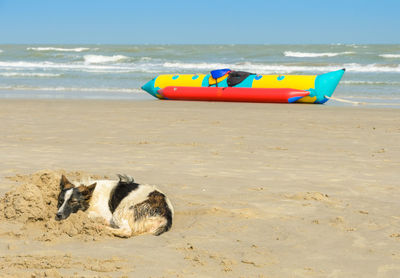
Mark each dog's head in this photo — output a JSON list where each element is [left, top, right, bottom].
[[55, 175, 97, 221]]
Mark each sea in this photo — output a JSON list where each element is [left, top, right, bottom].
[[0, 44, 399, 107]]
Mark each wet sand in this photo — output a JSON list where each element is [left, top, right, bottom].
[[0, 99, 399, 277]]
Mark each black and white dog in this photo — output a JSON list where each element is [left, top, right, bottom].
[[56, 174, 173, 237]]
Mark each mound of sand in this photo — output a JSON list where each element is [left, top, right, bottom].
[[0, 170, 113, 241], [0, 254, 129, 278], [285, 192, 332, 202]]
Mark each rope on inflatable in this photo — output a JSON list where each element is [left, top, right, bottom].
[[324, 95, 364, 105]]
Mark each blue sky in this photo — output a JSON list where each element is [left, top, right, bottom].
[[0, 0, 399, 44]]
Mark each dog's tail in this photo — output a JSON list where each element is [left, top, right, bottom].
[[117, 174, 135, 185]]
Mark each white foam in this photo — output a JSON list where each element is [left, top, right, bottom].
[[342, 80, 400, 85], [0, 60, 164, 74], [0, 49, 3, 53], [162, 62, 400, 74], [1, 60, 399, 75], [284, 51, 354, 58], [344, 63, 400, 73], [27, 47, 90, 52], [0, 72, 61, 78], [0, 60, 134, 73], [0, 85, 142, 93], [380, 54, 400, 59], [83, 55, 129, 64]]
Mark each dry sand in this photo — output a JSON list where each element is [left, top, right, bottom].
[[0, 99, 399, 277]]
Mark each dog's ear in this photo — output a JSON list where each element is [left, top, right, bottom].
[[60, 175, 74, 190], [78, 182, 97, 199], [86, 182, 97, 194]]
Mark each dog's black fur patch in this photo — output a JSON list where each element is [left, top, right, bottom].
[[108, 174, 139, 213], [131, 190, 173, 236]]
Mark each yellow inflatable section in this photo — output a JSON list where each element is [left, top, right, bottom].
[[252, 75, 317, 103]]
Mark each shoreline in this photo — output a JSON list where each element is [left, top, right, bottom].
[[1, 91, 400, 109]]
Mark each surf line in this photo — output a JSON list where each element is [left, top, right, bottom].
[[324, 95, 400, 106]]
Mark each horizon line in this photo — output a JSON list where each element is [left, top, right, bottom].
[[1, 42, 400, 46]]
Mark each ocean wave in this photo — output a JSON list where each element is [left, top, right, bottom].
[[330, 43, 368, 48], [0, 60, 136, 73], [340, 95, 400, 101], [0, 72, 61, 78], [0, 85, 142, 93], [342, 80, 400, 85], [0, 60, 164, 74], [284, 51, 354, 58], [27, 47, 90, 52], [345, 44, 368, 49], [162, 62, 400, 73], [0, 49, 3, 53], [380, 54, 400, 59], [1, 60, 399, 75], [83, 55, 129, 64]]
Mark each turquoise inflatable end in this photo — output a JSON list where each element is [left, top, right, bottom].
[[313, 69, 345, 104], [141, 78, 159, 98]]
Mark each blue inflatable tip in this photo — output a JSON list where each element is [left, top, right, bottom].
[[314, 69, 345, 104], [141, 78, 159, 98]]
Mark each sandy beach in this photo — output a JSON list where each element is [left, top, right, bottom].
[[0, 99, 399, 277]]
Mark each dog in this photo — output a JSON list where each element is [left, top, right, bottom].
[[55, 174, 173, 237]]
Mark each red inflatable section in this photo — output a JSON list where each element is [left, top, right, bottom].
[[158, 86, 310, 103]]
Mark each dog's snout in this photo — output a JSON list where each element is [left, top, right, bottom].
[[55, 213, 63, 220]]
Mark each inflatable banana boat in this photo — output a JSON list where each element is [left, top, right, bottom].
[[141, 68, 345, 104]]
